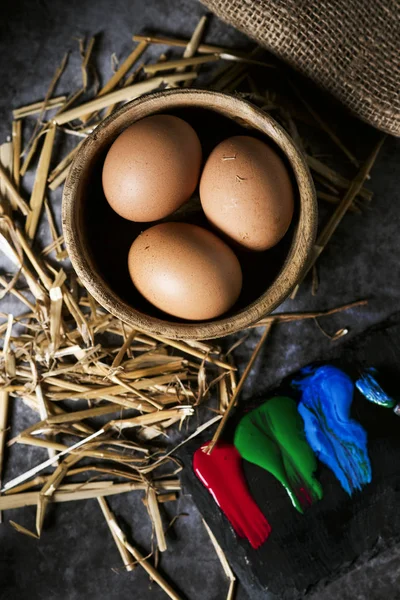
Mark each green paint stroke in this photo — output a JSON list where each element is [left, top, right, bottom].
[[234, 396, 323, 513]]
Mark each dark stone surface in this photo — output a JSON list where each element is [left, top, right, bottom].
[[0, 1, 399, 599]]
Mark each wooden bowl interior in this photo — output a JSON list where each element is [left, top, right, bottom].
[[64, 90, 316, 339]]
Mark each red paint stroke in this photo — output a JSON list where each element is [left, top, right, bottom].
[[297, 486, 313, 508], [193, 441, 271, 549]]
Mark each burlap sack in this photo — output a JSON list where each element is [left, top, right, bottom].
[[201, 0, 400, 136]]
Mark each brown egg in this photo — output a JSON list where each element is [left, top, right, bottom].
[[199, 136, 294, 251], [102, 115, 202, 222], [128, 222, 242, 320]]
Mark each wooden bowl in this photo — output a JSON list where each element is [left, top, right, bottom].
[[63, 89, 317, 340]]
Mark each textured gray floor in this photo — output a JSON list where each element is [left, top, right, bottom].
[[1, 1, 400, 599]]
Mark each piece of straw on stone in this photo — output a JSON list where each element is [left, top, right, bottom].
[[53, 73, 196, 126], [25, 125, 56, 240], [97, 497, 134, 571], [11, 121, 21, 192], [203, 519, 236, 600], [79, 36, 95, 90], [21, 52, 68, 173], [147, 485, 167, 552], [79, 40, 148, 123], [292, 136, 385, 297], [13, 96, 67, 119]]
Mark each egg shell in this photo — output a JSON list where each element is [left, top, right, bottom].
[[199, 135, 294, 251], [128, 222, 242, 320], [102, 114, 202, 222]]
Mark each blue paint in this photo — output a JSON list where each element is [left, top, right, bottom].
[[293, 365, 372, 496], [355, 367, 396, 408]]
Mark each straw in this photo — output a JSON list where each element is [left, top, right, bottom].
[[53, 74, 196, 125], [206, 322, 274, 453]]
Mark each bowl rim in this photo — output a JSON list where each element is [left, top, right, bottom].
[[62, 88, 317, 340]]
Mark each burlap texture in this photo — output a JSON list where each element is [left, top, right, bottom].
[[201, 0, 400, 136]]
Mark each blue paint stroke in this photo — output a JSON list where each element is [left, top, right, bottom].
[[293, 365, 372, 496], [355, 367, 396, 408]]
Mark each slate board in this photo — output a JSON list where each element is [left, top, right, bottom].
[[180, 313, 400, 600]]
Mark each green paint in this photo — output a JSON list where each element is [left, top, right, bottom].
[[234, 396, 323, 513]]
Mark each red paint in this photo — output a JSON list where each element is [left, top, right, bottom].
[[298, 486, 313, 508], [193, 441, 271, 549]]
